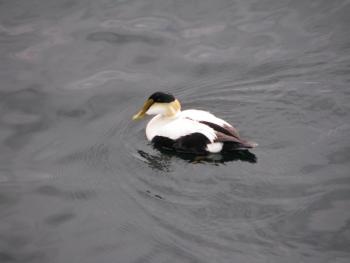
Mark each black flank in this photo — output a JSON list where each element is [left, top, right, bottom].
[[151, 133, 210, 154], [173, 133, 210, 154], [151, 136, 175, 150], [222, 142, 247, 151]]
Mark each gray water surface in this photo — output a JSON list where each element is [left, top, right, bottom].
[[1, 0, 350, 262]]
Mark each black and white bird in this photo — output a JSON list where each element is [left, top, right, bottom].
[[133, 92, 257, 154]]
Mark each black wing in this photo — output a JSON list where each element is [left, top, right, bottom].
[[199, 121, 255, 149]]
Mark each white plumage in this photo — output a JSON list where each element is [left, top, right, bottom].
[[146, 111, 217, 140], [146, 110, 225, 153], [180, 109, 230, 127]]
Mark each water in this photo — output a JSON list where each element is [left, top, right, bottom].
[[1, 0, 350, 262]]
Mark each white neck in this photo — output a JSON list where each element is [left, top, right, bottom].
[[146, 99, 181, 117]]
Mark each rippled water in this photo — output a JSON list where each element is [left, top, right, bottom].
[[1, 0, 350, 262]]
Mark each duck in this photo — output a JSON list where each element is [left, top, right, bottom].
[[132, 92, 257, 154]]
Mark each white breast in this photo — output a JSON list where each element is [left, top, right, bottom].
[[146, 114, 217, 142]]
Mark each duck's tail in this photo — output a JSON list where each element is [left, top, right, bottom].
[[242, 140, 258, 148], [222, 140, 258, 152]]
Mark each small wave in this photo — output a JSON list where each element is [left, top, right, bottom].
[[100, 17, 177, 33], [0, 23, 34, 35], [184, 45, 239, 63], [1, 111, 41, 125], [14, 169, 55, 182], [181, 24, 226, 38], [65, 70, 159, 90], [86, 31, 165, 45], [14, 26, 68, 61]]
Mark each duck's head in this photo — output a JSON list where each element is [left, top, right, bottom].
[[132, 92, 181, 120]]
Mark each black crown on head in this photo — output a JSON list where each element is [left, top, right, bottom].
[[148, 92, 175, 103]]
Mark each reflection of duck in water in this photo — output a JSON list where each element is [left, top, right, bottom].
[[133, 92, 258, 155], [138, 148, 257, 170]]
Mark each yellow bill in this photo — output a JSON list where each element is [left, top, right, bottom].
[[132, 99, 154, 120]]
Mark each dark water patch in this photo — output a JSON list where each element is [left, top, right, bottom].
[[3, 121, 47, 150], [133, 55, 158, 64], [4, 123, 46, 149], [0, 86, 50, 150], [148, 213, 248, 261], [269, 189, 350, 250], [155, 148, 257, 164], [137, 150, 172, 172], [35, 185, 62, 197], [146, 190, 163, 200], [0, 251, 46, 263], [58, 0, 77, 9], [300, 164, 325, 174], [191, 62, 235, 77], [58, 143, 110, 167], [100, 16, 179, 35], [0, 192, 15, 206], [248, 34, 276, 47], [0, 252, 15, 262], [327, 146, 350, 165], [65, 189, 97, 201], [136, 147, 257, 171], [265, 141, 291, 150], [44, 211, 75, 226], [0, 224, 50, 263], [86, 31, 165, 46], [193, 199, 284, 222], [64, 70, 163, 93], [246, 59, 297, 77], [0, 86, 45, 111], [56, 108, 86, 118]]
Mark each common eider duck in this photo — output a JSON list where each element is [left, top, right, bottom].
[[133, 92, 257, 154]]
